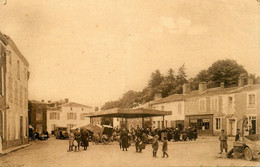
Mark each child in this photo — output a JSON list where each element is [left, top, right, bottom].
[[152, 135, 159, 158], [73, 139, 78, 152], [162, 137, 169, 158]]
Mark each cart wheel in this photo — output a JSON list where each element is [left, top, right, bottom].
[[244, 147, 253, 161]]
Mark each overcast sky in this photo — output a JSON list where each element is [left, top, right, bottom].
[[0, 0, 259, 108]]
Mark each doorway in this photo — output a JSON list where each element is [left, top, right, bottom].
[[228, 118, 236, 136]]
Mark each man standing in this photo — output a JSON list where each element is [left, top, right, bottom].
[[219, 130, 228, 154], [74, 128, 82, 151]]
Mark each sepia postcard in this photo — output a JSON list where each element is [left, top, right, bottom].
[[0, 0, 260, 167]]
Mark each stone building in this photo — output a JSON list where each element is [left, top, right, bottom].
[[28, 100, 47, 133], [0, 32, 29, 151], [184, 77, 260, 136]]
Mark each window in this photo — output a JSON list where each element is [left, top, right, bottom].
[[17, 60, 20, 79], [248, 94, 256, 108], [14, 81, 18, 104], [215, 118, 222, 130], [199, 99, 206, 111], [82, 108, 84, 111], [178, 103, 182, 114], [165, 121, 168, 128], [67, 113, 76, 120], [70, 107, 73, 111], [50, 112, 60, 120], [210, 97, 218, 111], [8, 76, 13, 102], [161, 106, 164, 111], [80, 113, 87, 120], [36, 111, 43, 121], [228, 96, 233, 109], [190, 118, 210, 130], [157, 121, 160, 129], [153, 121, 156, 124], [0, 67, 4, 96]]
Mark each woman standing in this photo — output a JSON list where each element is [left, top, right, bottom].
[[120, 129, 129, 151], [81, 129, 89, 150]]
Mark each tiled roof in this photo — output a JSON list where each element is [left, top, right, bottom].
[[227, 84, 260, 94], [151, 84, 260, 105], [60, 102, 92, 108]]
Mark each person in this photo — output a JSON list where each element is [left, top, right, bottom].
[[193, 127, 198, 140], [102, 133, 108, 144], [68, 130, 75, 152], [152, 135, 159, 158], [235, 129, 240, 141], [162, 137, 169, 158], [219, 130, 228, 154], [135, 136, 143, 152], [120, 129, 129, 151], [227, 129, 240, 158], [81, 129, 89, 150], [74, 128, 82, 151]]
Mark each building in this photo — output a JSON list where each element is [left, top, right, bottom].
[[47, 100, 93, 133], [28, 100, 47, 133], [184, 77, 260, 136], [151, 94, 185, 130], [0, 32, 30, 151]]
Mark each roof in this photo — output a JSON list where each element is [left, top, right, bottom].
[[60, 102, 92, 108], [152, 94, 185, 105], [151, 84, 260, 105], [0, 32, 29, 66], [86, 108, 172, 118], [227, 84, 260, 94]]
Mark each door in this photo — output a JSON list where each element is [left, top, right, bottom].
[[20, 116, 23, 144], [228, 119, 236, 136]]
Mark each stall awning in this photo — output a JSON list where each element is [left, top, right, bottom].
[[86, 108, 172, 118]]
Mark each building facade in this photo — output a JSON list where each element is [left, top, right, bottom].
[[47, 101, 93, 133], [184, 78, 260, 136], [0, 32, 29, 151]]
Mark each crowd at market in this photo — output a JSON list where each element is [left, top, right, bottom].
[[67, 126, 198, 158]]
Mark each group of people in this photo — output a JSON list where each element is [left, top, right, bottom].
[[68, 128, 90, 152], [118, 128, 169, 158]]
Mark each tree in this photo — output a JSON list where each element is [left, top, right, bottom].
[[120, 90, 141, 108], [175, 64, 188, 93], [158, 68, 177, 97], [207, 59, 247, 87], [148, 69, 164, 88], [101, 100, 121, 110]]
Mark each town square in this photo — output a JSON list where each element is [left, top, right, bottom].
[[0, 0, 260, 167]]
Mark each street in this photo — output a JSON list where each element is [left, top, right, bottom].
[[0, 137, 259, 167]]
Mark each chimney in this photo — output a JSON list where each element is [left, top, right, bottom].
[[248, 76, 254, 86], [182, 83, 191, 94], [199, 82, 207, 93], [154, 93, 162, 100], [65, 98, 69, 103], [238, 75, 244, 87], [220, 82, 225, 89]]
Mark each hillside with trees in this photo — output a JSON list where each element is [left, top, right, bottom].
[[101, 59, 259, 110]]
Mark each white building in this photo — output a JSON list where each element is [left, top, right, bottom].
[[151, 94, 185, 129], [47, 101, 93, 133], [0, 32, 29, 151]]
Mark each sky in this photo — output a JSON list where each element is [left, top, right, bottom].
[[0, 0, 259, 108]]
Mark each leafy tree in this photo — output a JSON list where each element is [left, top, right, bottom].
[[207, 59, 247, 87], [148, 69, 164, 88], [120, 90, 141, 108], [158, 68, 177, 97], [101, 100, 121, 110], [175, 64, 188, 93]]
